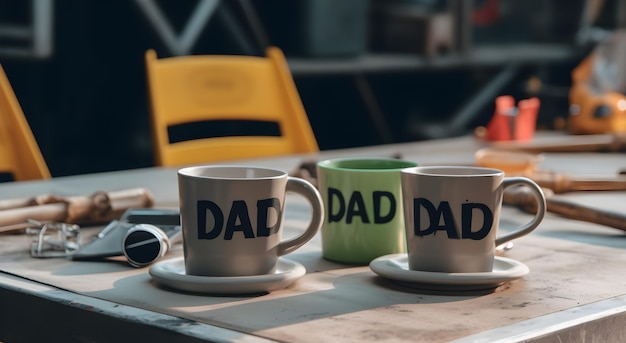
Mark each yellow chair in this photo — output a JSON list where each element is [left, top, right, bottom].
[[0, 64, 51, 181], [144, 47, 319, 167]]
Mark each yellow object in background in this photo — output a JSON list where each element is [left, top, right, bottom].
[[568, 30, 626, 135], [0, 64, 51, 181], [145, 47, 319, 167], [475, 148, 543, 176]]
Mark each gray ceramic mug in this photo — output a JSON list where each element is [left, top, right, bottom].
[[401, 166, 546, 273], [178, 165, 324, 277]]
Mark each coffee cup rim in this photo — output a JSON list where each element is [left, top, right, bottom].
[[401, 166, 504, 177], [178, 165, 287, 180], [317, 158, 418, 172]]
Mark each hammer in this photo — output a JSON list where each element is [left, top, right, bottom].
[[504, 187, 626, 233]]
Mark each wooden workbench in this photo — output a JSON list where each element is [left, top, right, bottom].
[[0, 133, 625, 342]]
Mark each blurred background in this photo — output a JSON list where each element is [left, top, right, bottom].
[[0, 0, 622, 177]]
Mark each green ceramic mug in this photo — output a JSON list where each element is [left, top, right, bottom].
[[317, 158, 418, 264]]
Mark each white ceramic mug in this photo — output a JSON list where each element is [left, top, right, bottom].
[[178, 165, 324, 276], [401, 166, 546, 273]]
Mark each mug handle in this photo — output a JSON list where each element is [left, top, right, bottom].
[[277, 177, 324, 256], [495, 177, 547, 247]]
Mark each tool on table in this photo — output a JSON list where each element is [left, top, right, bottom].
[[479, 95, 539, 142], [504, 187, 626, 233], [25, 220, 81, 258], [0, 188, 154, 234], [568, 29, 626, 135], [528, 170, 626, 194], [475, 148, 544, 176], [475, 147, 626, 193], [484, 133, 626, 153], [72, 208, 181, 267], [477, 147, 626, 231]]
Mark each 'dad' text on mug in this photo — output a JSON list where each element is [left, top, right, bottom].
[[411, 198, 494, 240], [326, 188, 396, 224], [196, 198, 282, 240]]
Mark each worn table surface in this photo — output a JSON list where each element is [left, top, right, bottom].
[[0, 133, 625, 343]]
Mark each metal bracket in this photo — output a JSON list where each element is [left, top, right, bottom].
[[25, 220, 81, 258]]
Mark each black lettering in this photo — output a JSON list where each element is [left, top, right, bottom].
[[224, 200, 255, 240], [197, 200, 223, 239], [461, 203, 493, 240], [413, 198, 459, 238], [257, 198, 281, 237], [346, 191, 369, 224], [373, 191, 396, 224], [328, 188, 345, 223]]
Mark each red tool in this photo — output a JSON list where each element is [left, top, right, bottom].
[[485, 95, 540, 142]]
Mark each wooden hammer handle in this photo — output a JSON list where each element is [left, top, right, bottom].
[[504, 189, 626, 232], [544, 197, 626, 232], [0, 188, 154, 234], [530, 170, 626, 194], [492, 134, 626, 153]]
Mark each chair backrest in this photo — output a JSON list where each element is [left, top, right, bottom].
[[144, 47, 319, 167], [0, 64, 51, 181]]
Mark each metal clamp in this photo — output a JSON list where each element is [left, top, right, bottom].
[[25, 220, 81, 258]]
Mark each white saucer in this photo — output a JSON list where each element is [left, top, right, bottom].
[[149, 257, 306, 295], [369, 254, 529, 292]]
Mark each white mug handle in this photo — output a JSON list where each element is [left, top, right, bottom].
[[277, 177, 324, 256], [495, 177, 546, 247]]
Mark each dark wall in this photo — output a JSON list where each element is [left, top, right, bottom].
[[1, 1, 270, 177], [4, 2, 152, 176], [2, 1, 384, 177], [0, 1, 587, 177]]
